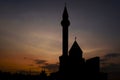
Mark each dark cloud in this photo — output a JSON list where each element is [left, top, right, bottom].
[[104, 53, 120, 58], [100, 53, 120, 73], [42, 63, 59, 72], [100, 53, 120, 63], [100, 58, 108, 65], [24, 57, 58, 72], [24, 57, 34, 60], [24, 57, 47, 65], [34, 59, 47, 65], [101, 57, 120, 80], [100, 58, 107, 62]]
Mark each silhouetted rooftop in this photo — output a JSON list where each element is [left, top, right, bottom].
[[69, 41, 83, 56]]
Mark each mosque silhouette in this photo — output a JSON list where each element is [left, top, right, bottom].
[[0, 5, 108, 80], [49, 5, 108, 80]]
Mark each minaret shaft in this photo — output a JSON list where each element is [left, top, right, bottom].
[[62, 27, 68, 56], [61, 6, 70, 56]]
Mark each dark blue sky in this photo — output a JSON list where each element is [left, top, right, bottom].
[[0, 0, 120, 80]]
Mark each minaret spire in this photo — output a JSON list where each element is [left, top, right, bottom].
[[61, 5, 70, 56], [75, 36, 77, 41]]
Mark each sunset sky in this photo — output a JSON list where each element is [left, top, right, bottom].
[[0, 0, 120, 79]]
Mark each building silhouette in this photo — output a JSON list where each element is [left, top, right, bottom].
[[50, 5, 108, 80], [0, 5, 108, 80]]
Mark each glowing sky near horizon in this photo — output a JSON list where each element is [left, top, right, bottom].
[[0, 1, 120, 79]]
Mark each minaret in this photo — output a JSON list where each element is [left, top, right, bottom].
[[61, 5, 70, 56], [59, 5, 70, 73]]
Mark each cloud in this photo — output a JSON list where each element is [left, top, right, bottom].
[[100, 58, 108, 65], [24, 57, 58, 72], [104, 53, 120, 58], [32, 58, 58, 72], [100, 53, 120, 73], [42, 63, 59, 72], [24, 57, 48, 65], [101, 53, 120, 63], [31, 57, 58, 72], [24, 57, 34, 60], [34, 59, 47, 65]]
